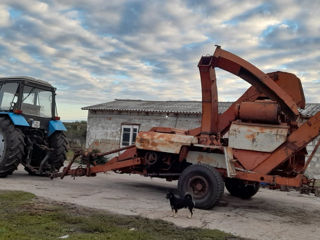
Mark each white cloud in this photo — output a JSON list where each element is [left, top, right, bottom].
[[0, 0, 318, 120], [0, 5, 10, 27]]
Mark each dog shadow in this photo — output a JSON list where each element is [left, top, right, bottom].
[[119, 181, 226, 212]]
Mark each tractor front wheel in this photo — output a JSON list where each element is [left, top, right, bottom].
[[178, 164, 224, 209], [225, 178, 260, 199], [0, 117, 25, 177]]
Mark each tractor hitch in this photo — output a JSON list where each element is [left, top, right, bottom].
[[51, 145, 137, 179]]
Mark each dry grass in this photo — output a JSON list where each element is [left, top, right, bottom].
[[0, 190, 243, 240]]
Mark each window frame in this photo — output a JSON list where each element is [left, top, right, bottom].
[[0, 82, 19, 111], [20, 86, 54, 118], [120, 124, 140, 147]]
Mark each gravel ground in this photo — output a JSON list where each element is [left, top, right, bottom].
[[1, 166, 320, 240]]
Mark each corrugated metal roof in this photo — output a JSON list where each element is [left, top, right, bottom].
[[83, 99, 205, 114], [82, 99, 320, 117], [82, 99, 231, 114], [300, 103, 320, 118]]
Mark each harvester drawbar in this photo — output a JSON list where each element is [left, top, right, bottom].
[[52, 47, 320, 209]]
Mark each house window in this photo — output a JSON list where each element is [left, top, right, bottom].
[[120, 124, 139, 147]]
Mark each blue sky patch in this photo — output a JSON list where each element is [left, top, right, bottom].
[[9, 8, 22, 20]]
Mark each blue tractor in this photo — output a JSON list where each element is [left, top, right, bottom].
[[0, 76, 67, 177]]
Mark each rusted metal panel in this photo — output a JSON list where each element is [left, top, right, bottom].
[[136, 131, 197, 154], [224, 147, 236, 177], [228, 122, 288, 152], [238, 101, 279, 123], [268, 71, 305, 109], [254, 111, 320, 174], [235, 172, 304, 187], [186, 151, 226, 169], [233, 149, 271, 170]]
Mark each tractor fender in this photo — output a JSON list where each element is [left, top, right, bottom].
[[48, 120, 67, 136], [0, 112, 29, 126]]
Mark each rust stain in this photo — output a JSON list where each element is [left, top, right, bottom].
[[245, 133, 256, 141], [136, 131, 196, 154], [197, 154, 204, 163]]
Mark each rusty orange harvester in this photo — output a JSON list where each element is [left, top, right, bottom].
[[55, 47, 320, 209]]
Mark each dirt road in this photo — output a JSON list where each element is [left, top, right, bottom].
[[1, 167, 320, 240]]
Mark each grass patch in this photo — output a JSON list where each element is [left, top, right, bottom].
[[0, 190, 243, 240]]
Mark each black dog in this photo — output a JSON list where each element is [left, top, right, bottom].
[[166, 192, 195, 218]]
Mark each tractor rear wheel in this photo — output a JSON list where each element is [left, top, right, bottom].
[[0, 117, 25, 177], [49, 131, 67, 170], [24, 131, 67, 175], [178, 164, 224, 209], [225, 178, 260, 199]]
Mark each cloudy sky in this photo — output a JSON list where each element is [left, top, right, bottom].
[[0, 0, 319, 120]]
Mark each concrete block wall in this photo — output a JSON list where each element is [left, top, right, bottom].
[[305, 136, 320, 179], [86, 110, 201, 152]]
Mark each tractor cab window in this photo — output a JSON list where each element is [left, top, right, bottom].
[[22, 86, 53, 118], [0, 82, 19, 111]]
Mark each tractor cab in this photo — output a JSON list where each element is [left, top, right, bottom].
[[0, 77, 57, 129]]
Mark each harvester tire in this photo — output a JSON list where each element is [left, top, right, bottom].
[[178, 164, 224, 209], [225, 178, 260, 199], [0, 117, 25, 177], [49, 131, 68, 170]]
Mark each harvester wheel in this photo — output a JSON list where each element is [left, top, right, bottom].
[[178, 164, 224, 209], [49, 131, 68, 170], [0, 117, 25, 177], [225, 178, 260, 199]]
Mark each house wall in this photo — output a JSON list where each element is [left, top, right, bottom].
[[86, 110, 201, 152], [86, 110, 320, 178], [305, 136, 320, 179]]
